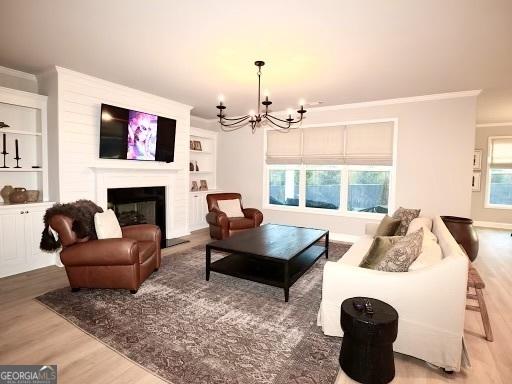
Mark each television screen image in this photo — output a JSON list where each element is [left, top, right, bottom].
[[127, 110, 158, 160], [99, 104, 176, 163]]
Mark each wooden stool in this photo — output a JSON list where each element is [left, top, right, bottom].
[[466, 265, 493, 342]]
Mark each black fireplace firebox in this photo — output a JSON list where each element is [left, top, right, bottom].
[[108, 186, 166, 248]]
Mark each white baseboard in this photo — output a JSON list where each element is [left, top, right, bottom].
[[474, 221, 512, 230]]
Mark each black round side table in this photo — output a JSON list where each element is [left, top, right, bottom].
[[339, 297, 398, 384]]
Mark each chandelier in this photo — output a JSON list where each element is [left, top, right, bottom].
[[216, 61, 307, 133]]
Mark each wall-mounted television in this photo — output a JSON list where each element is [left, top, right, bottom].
[[99, 103, 176, 163]]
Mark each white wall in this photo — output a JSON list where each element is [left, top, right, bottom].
[[218, 92, 478, 237], [38, 67, 192, 238]]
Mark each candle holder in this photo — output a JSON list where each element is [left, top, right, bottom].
[[1, 152, 8, 168], [13, 138, 21, 168], [1, 133, 7, 168], [13, 155, 21, 168]]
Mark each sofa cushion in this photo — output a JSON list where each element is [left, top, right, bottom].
[[409, 240, 443, 271], [228, 217, 254, 230], [407, 217, 433, 234], [359, 236, 402, 269], [138, 240, 156, 263], [392, 207, 421, 236], [94, 209, 122, 239], [374, 215, 401, 237], [217, 199, 244, 218], [373, 228, 424, 272]]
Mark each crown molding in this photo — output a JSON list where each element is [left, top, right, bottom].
[[0, 65, 37, 81], [197, 90, 482, 122], [476, 122, 512, 128], [305, 90, 482, 113]]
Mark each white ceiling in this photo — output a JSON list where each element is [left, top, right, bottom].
[[0, 0, 511, 122]]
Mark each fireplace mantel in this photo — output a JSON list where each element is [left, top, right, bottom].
[[89, 161, 181, 172]]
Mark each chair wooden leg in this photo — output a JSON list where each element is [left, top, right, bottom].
[[475, 288, 493, 342]]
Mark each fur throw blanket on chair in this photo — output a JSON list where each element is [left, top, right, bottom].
[[40, 199, 104, 252]]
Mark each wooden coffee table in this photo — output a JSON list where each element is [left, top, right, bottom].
[[205, 224, 329, 302]]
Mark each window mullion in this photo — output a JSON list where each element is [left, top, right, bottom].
[[299, 165, 307, 208], [341, 166, 349, 213]]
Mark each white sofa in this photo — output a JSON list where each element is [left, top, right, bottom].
[[318, 216, 469, 371]]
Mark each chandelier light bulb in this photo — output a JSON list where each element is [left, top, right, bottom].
[[249, 110, 255, 117], [287, 108, 293, 117], [218, 94, 225, 105], [264, 89, 270, 97], [298, 98, 305, 107]]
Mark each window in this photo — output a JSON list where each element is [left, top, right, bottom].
[[489, 169, 512, 206], [306, 169, 341, 209], [486, 137, 512, 209], [269, 169, 300, 206], [265, 121, 395, 216], [348, 170, 390, 213]]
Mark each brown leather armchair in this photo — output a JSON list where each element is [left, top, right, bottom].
[[49, 214, 161, 294], [206, 193, 263, 240]]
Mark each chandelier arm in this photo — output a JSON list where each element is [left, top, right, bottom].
[[220, 115, 250, 122], [264, 115, 291, 130], [265, 113, 296, 124], [219, 116, 251, 127]]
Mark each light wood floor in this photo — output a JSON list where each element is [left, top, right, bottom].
[[1, 228, 511, 384]]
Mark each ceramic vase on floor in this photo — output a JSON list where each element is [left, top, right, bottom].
[[441, 216, 479, 261]]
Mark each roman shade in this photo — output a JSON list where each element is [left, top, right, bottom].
[[266, 129, 302, 164], [489, 137, 512, 169], [302, 126, 344, 164], [345, 122, 394, 165], [266, 121, 394, 165]]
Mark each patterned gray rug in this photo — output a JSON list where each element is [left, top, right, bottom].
[[37, 242, 351, 384]]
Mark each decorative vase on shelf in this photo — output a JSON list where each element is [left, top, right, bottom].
[[9, 187, 28, 204], [1, 185, 13, 203], [441, 216, 479, 261], [195, 161, 199, 171], [26, 190, 40, 202]]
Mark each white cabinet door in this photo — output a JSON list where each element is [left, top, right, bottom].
[[0, 209, 28, 277], [0, 203, 56, 278], [25, 208, 55, 270], [189, 193, 209, 231]]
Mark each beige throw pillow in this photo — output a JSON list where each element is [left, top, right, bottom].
[[374, 215, 402, 237], [217, 199, 244, 217], [94, 209, 122, 239], [359, 236, 403, 269]]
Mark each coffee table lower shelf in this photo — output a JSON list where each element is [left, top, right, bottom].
[[207, 244, 326, 302]]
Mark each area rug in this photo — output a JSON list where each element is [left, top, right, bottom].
[[37, 241, 351, 384]]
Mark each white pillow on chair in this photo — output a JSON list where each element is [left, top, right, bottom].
[[217, 199, 244, 218], [94, 209, 122, 239]]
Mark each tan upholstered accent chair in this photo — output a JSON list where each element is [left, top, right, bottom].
[[205, 193, 263, 240]]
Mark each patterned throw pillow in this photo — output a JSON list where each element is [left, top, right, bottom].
[[392, 207, 421, 236], [359, 236, 403, 269], [374, 228, 424, 272]]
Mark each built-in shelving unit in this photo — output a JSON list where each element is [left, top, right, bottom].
[[189, 127, 220, 231], [189, 127, 218, 192], [0, 86, 49, 206], [0, 85, 55, 278]]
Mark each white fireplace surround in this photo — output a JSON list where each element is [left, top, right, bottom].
[[92, 165, 184, 239]]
